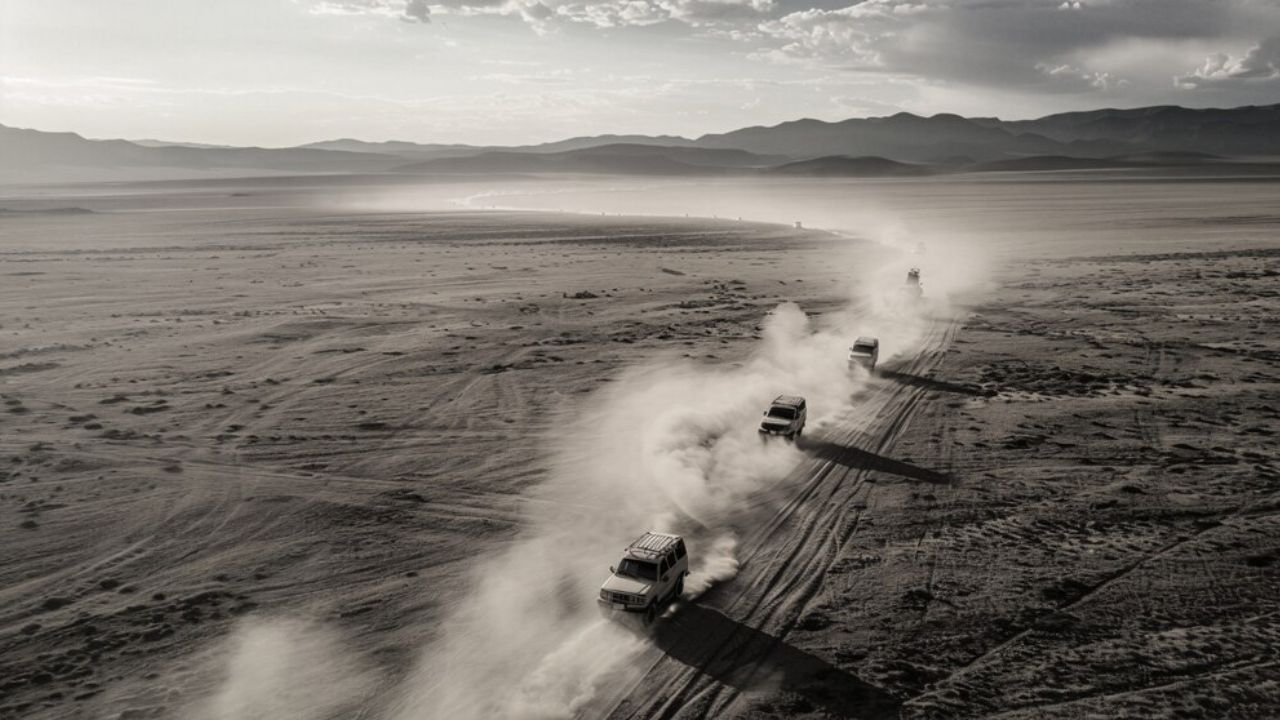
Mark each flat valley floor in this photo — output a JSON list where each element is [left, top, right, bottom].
[[0, 175, 1277, 719]]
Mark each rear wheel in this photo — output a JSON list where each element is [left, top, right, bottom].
[[674, 576, 684, 600]]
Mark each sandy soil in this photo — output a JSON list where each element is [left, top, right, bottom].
[[0, 195, 879, 719], [603, 246, 1280, 719], [1, 177, 1277, 720]]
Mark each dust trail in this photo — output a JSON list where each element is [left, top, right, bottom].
[[187, 207, 987, 720], [192, 618, 379, 720], [390, 230, 981, 719], [390, 304, 837, 719]]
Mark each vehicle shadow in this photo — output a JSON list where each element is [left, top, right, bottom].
[[877, 368, 992, 397], [651, 603, 900, 719], [797, 438, 952, 484]]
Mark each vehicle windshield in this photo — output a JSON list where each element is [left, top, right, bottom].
[[767, 406, 797, 420], [617, 559, 658, 581]]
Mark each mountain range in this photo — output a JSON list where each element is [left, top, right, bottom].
[[3, 104, 1278, 184]]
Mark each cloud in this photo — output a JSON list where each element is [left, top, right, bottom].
[[506, 0, 777, 29], [746, 0, 1280, 99], [1175, 35, 1280, 88], [307, 0, 774, 30], [308, 0, 504, 24], [479, 68, 575, 83], [403, 0, 431, 21], [663, 0, 775, 24], [309, 0, 399, 19], [1036, 62, 1129, 92], [297, 0, 1280, 106], [749, 2, 918, 67]]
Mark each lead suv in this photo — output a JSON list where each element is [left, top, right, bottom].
[[598, 532, 689, 624], [759, 395, 806, 440]]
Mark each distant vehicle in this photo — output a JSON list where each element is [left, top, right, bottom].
[[849, 336, 880, 373], [759, 395, 807, 440], [598, 532, 689, 624], [904, 267, 923, 298]]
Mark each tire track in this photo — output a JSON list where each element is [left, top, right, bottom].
[[904, 486, 1276, 714], [984, 658, 1280, 719]]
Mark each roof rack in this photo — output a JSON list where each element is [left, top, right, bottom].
[[625, 532, 680, 559], [772, 395, 805, 407]]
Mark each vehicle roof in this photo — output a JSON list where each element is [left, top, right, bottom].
[[853, 336, 879, 346], [624, 531, 682, 560], [771, 394, 806, 407]]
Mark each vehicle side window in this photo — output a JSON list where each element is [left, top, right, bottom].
[[666, 551, 677, 568], [675, 541, 686, 559], [659, 559, 668, 576]]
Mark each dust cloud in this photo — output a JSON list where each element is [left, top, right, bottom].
[[194, 186, 989, 720], [388, 230, 984, 719], [193, 618, 378, 720]]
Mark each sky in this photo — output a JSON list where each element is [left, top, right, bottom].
[[1, 0, 1278, 147]]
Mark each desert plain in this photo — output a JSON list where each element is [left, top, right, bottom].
[[0, 172, 1277, 720]]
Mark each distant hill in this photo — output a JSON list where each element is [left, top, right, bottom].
[[132, 139, 236, 149], [692, 113, 1085, 163], [691, 104, 1279, 163], [394, 143, 781, 176], [766, 155, 934, 177], [979, 105, 1280, 156], [5, 103, 1278, 183], [1, 125, 404, 183], [299, 134, 695, 159], [516, 134, 697, 153], [965, 155, 1129, 173], [241, 105, 1280, 170], [297, 138, 481, 159]]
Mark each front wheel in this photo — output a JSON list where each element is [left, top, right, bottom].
[[644, 602, 657, 625]]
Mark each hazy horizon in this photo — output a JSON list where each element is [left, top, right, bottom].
[[3, 0, 1279, 147], [9, 99, 1280, 151]]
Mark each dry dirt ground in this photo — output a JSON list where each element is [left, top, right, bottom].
[[1, 180, 1278, 720], [0, 198, 866, 719], [603, 246, 1280, 719]]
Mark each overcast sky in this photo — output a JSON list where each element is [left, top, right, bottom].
[[2, 0, 1278, 146]]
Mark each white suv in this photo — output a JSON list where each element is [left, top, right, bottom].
[[759, 395, 807, 440], [598, 532, 689, 624], [848, 336, 880, 373]]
